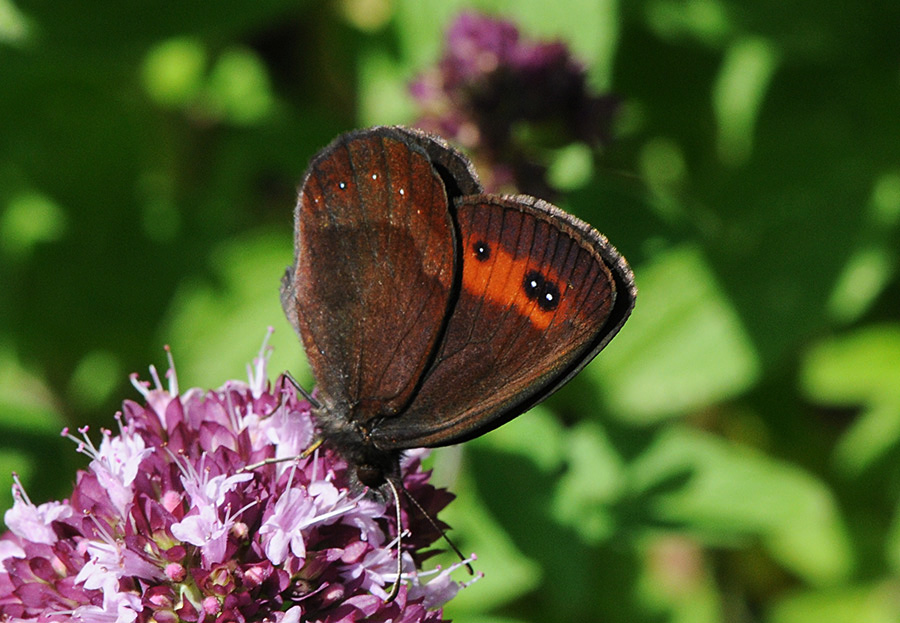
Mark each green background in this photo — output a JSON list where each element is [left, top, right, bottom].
[[2, 1, 900, 621]]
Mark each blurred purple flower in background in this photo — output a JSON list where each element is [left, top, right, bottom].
[[1, 336, 473, 622], [411, 11, 619, 198]]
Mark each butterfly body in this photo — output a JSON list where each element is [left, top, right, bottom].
[[281, 126, 635, 488]]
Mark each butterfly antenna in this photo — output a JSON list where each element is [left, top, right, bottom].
[[239, 438, 324, 473], [283, 371, 321, 409], [384, 476, 404, 602], [400, 484, 474, 575], [237, 373, 324, 474]]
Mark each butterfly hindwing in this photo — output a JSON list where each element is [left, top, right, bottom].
[[371, 194, 635, 448]]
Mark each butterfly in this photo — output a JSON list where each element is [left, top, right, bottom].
[[280, 125, 635, 490]]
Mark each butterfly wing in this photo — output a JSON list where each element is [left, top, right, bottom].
[[281, 127, 458, 422], [388, 126, 483, 198], [371, 194, 636, 448]]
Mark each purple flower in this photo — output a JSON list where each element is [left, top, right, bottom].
[[1, 332, 475, 621], [411, 11, 619, 198]]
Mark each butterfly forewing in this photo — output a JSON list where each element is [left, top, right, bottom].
[[282, 128, 458, 421], [371, 194, 635, 448], [390, 127, 484, 198]]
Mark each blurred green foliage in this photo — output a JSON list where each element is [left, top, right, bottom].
[[2, 0, 899, 621]]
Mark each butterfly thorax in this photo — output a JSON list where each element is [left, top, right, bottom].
[[313, 402, 400, 488]]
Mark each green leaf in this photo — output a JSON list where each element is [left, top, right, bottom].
[[0, 191, 67, 260], [552, 421, 624, 543], [593, 245, 760, 423], [768, 584, 900, 623], [358, 46, 415, 126], [437, 451, 542, 614], [631, 427, 854, 585], [0, 346, 68, 516], [160, 231, 310, 390], [141, 37, 207, 108], [801, 325, 900, 474], [712, 36, 780, 166], [205, 47, 275, 125], [801, 324, 900, 406]]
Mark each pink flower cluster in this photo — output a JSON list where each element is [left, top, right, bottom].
[[1, 338, 473, 622], [411, 11, 619, 198]]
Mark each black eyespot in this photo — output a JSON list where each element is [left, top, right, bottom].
[[473, 241, 491, 261], [523, 270, 561, 312]]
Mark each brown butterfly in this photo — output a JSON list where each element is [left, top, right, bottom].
[[280, 126, 635, 491]]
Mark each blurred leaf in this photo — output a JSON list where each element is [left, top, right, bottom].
[[436, 410, 566, 614], [339, 0, 393, 32], [462, 409, 646, 621], [394, 0, 471, 67], [547, 142, 594, 191], [801, 324, 900, 475], [0, 0, 32, 45], [712, 36, 780, 166], [0, 191, 67, 260], [358, 45, 415, 126], [801, 325, 900, 405], [643, 0, 734, 47], [0, 345, 68, 513], [632, 427, 854, 585], [828, 246, 895, 325], [66, 350, 122, 411], [827, 171, 900, 324], [552, 421, 624, 543], [206, 47, 275, 125], [768, 582, 900, 623], [594, 244, 760, 422], [0, 346, 64, 435], [439, 466, 542, 614], [639, 137, 689, 220], [160, 231, 308, 390], [832, 399, 900, 477], [141, 37, 207, 108]]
